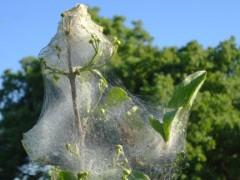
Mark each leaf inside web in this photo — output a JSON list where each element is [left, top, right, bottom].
[[150, 71, 206, 142]]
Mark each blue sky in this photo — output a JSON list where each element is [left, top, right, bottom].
[[0, 0, 240, 74]]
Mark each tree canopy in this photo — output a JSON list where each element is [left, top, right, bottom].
[[0, 8, 240, 180]]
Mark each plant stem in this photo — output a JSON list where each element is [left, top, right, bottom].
[[65, 31, 85, 149], [62, 17, 104, 166]]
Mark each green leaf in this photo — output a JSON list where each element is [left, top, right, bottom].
[[77, 172, 89, 180], [168, 70, 206, 108], [104, 87, 130, 106], [58, 170, 77, 180], [53, 74, 60, 81], [128, 170, 150, 180], [65, 143, 80, 157], [149, 109, 180, 142], [50, 169, 89, 180], [150, 71, 206, 142]]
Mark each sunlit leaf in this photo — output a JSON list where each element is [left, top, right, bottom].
[[168, 70, 206, 108], [150, 71, 206, 142]]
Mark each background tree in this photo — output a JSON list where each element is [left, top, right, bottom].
[[0, 8, 240, 180], [0, 57, 43, 179]]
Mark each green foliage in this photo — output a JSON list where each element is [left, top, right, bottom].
[[50, 168, 89, 180], [91, 12, 240, 179], [0, 7, 240, 180], [92, 11, 240, 179], [0, 57, 43, 179], [50, 168, 150, 180]]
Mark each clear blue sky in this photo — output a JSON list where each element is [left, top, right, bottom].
[[1, 0, 240, 74]]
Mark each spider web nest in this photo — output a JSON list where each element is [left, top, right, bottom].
[[22, 4, 194, 179]]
